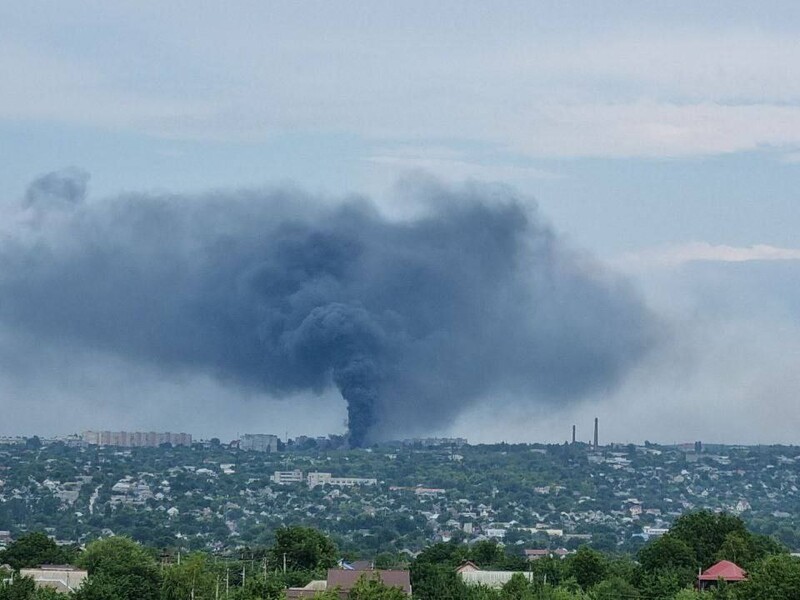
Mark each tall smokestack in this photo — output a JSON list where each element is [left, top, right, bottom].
[[593, 417, 599, 448], [572, 425, 576, 444]]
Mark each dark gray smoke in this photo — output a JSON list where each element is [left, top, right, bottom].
[[0, 170, 658, 445]]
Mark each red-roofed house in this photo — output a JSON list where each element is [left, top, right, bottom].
[[698, 560, 747, 590]]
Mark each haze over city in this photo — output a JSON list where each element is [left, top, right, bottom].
[[2, 2, 800, 445]]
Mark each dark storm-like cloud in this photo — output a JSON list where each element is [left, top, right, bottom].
[[0, 170, 659, 445]]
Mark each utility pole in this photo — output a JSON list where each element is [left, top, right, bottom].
[[215, 576, 220, 600], [226, 568, 229, 598]]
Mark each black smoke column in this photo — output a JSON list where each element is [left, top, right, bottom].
[[0, 171, 660, 445]]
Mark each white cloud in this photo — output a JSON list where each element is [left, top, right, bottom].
[[614, 242, 800, 271], [4, 6, 800, 158], [366, 152, 559, 183]]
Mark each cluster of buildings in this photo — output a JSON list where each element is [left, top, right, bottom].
[[2, 436, 800, 557], [403, 437, 468, 448], [271, 470, 378, 488], [81, 430, 192, 448]]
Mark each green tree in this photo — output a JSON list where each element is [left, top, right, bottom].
[[715, 533, 753, 568], [413, 541, 468, 570], [591, 576, 639, 600], [499, 572, 532, 599], [636, 568, 689, 600], [270, 526, 338, 572], [0, 532, 74, 570], [409, 562, 466, 600], [75, 537, 160, 600], [669, 512, 748, 569], [347, 572, 408, 600], [0, 576, 36, 600], [672, 590, 704, 600], [471, 541, 505, 568], [311, 590, 340, 600], [0, 577, 69, 600], [734, 554, 800, 600], [639, 535, 697, 573], [716, 532, 786, 571], [568, 546, 606, 590], [161, 554, 216, 600]]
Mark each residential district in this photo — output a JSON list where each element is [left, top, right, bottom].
[[0, 432, 799, 558]]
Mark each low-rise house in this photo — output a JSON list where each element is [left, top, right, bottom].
[[698, 560, 747, 590], [19, 565, 88, 594], [457, 562, 536, 588], [286, 569, 411, 598]]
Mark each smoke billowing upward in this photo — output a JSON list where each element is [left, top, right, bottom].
[[0, 170, 659, 445]]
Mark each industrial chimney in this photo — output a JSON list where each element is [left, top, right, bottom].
[[593, 417, 599, 449], [572, 425, 576, 444]]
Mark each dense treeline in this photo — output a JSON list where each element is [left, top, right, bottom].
[[411, 511, 793, 599], [0, 512, 798, 599]]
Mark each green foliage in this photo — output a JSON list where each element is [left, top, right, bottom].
[[500, 572, 532, 599], [635, 567, 690, 600], [0, 576, 75, 600], [311, 590, 340, 600], [0, 577, 36, 600], [638, 535, 696, 573], [672, 590, 704, 600], [226, 573, 286, 600], [590, 576, 639, 599], [347, 572, 408, 600], [669, 512, 748, 569], [409, 561, 465, 600], [472, 541, 505, 568], [715, 531, 787, 570], [0, 532, 75, 570], [161, 554, 217, 600], [76, 536, 161, 600], [568, 546, 606, 590], [0, 515, 796, 600], [734, 554, 800, 599], [270, 526, 338, 572], [413, 541, 468, 570]]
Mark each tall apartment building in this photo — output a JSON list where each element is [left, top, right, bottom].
[[82, 430, 192, 448], [240, 434, 278, 453]]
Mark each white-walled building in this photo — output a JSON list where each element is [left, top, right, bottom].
[[271, 470, 304, 485], [20, 566, 88, 594], [307, 472, 377, 488]]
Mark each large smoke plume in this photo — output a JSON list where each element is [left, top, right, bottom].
[[0, 170, 658, 445]]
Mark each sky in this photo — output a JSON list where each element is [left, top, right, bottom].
[[1, 1, 800, 444]]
